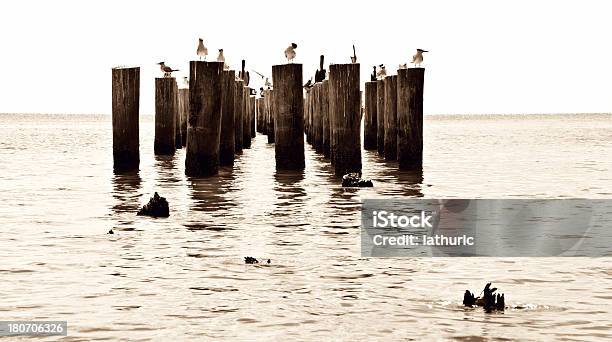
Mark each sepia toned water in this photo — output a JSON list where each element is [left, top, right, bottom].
[[1, 113, 611, 341]]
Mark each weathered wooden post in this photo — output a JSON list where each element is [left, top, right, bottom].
[[155, 77, 177, 155], [383, 75, 397, 160], [112, 67, 140, 172], [329, 63, 361, 175], [272, 63, 304, 170], [397, 68, 425, 169], [250, 96, 256, 138], [242, 87, 251, 149], [178, 88, 189, 147], [364, 81, 377, 150], [256, 97, 262, 134], [220, 70, 236, 166], [174, 82, 182, 149], [234, 79, 244, 152], [376, 79, 385, 156], [313, 84, 324, 153], [321, 80, 330, 158], [185, 61, 224, 176], [304, 91, 311, 145], [267, 89, 275, 143]]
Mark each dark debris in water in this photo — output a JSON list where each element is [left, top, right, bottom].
[[137, 192, 169, 218], [341, 173, 374, 187], [463, 282, 505, 312], [244, 257, 271, 264]]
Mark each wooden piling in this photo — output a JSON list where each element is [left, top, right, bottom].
[[383, 75, 397, 160], [111, 67, 140, 172], [242, 87, 251, 149], [376, 79, 385, 156], [234, 79, 244, 152], [329, 63, 361, 176], [321, 80, 330, 158], [364, 81, 377, 150], [313, 84, 323, 153], [397, 68, 425, 169], [154, 77, 177, 155], [220, 70, 236, 166], [272, 63, 304, 170], [178, 88, 189, 147], [250, 96, 256, 138], [185, 61, 224, 176], [305, 91, 311, 145], [174, 82, 182, 149], [257, 98, 264, 135], [267, 89, 275, 143]]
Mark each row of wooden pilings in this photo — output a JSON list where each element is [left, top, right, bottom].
[[111, 62, 256, 175], [305, 66, 425, 173], [112, 62, 424, 177]]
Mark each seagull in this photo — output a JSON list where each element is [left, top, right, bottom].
[[412, 49, 429, 67], [303, 78, 313, 92], [157, 62, 179, 77], [351, 45, 357, 63], [183, 77, 189, 87], [264, 77, 272, 88], [217, 49, 225, 62], [399, 63, 408, 70], [260, 87, 264, 97], [371, 66, 377, 81], [284, 43, 297, 63], [197, 38, 208, 61], [376, 64, 387, 79]]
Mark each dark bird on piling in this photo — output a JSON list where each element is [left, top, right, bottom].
[[351, 44, 357, 63], [285, 43, 297, 63], [370, 66, 377, 81], [197, 38, 208, 61], [303, 78, 313, 92], [315, 55, 326, 83], [157, 62, 179, 77], [412, 49, 429, 67], [260, 87, 264, 97], [376, 64, 387, 79]]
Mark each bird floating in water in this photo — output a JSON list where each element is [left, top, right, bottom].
[[412, 49, 428, 67], [284, 43, 297, 63], [197, 38, 208, 61], [398, 63, 408, 70], [351, 44, 357, 63], [376, 64, 387, 79], [157, 62, 179, 78]]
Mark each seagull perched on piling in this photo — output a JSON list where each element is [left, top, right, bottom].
[[197, 38, 208, 60], [217, 49, 225, 62], [183, 77, 189, 87], [398, 63, 408, 70], [284, 43, 297, 63], [412, 49, 428, 67], [376, 64, 387, 79], [370, 66, 377, 81], [303, 78, 314, 92], [157, 62, 179, 77], [265, 77, 272, 89]]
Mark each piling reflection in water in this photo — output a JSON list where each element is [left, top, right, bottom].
[[111, 171, 142, 227]]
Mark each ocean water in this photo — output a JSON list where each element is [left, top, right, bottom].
[[0, 113, 611, 341]]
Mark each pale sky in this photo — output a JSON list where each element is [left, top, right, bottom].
[[1, 0, 611, 115]]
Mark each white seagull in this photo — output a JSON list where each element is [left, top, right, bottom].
[[216, 49, 225, 62], [265, 77, 272, 88], [197, 38, 208, 61], [376, 64, 387, 79], [398, 63, 408, 70], [183, 77, 189, 87], [284, 43, 297, 63], [412, 49, 429, 67]]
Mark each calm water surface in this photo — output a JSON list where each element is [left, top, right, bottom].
[[0, 113, 611, 341]]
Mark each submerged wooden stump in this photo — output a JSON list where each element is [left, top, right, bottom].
[[272, 63, 305, 170], [321, 80, 330, 158], [178, 88, 189, 147], [364, 81, 377, 150], [383, 75, 398, 160], [376, 79, 385, 156], [185, 61, 224, 176], [155, 77, 177, 155], [112, 67, 140, 172], [329, 63, 361, 176], [220, 70, 236, 166], [397, 68, 425, 169]]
